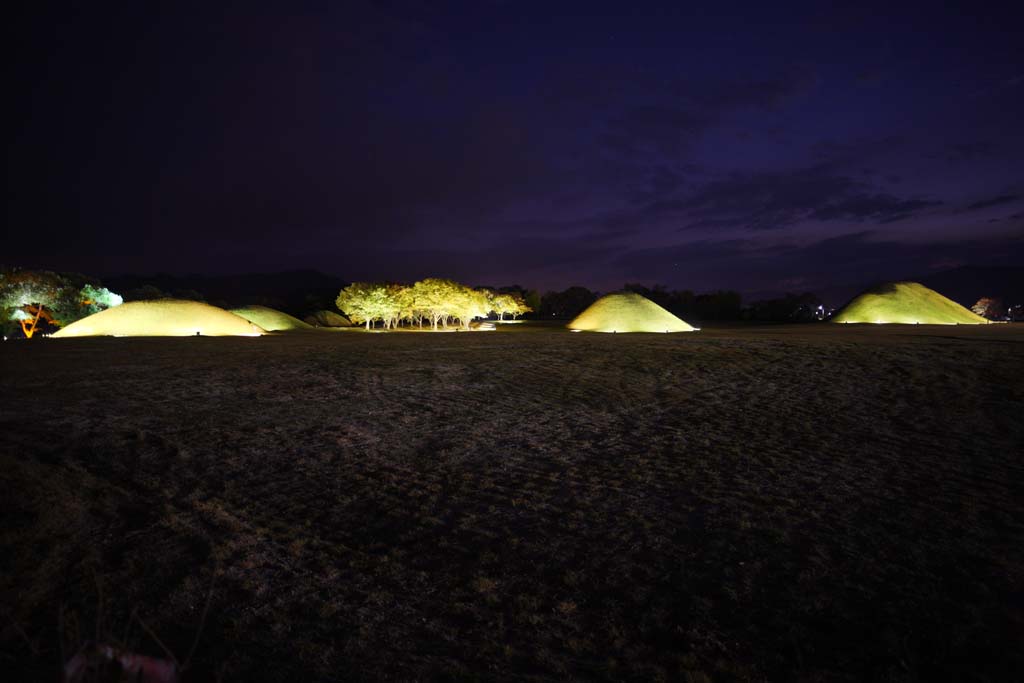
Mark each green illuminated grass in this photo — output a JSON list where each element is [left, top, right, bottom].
[[230, 305, 314, 332], [568, 292, 695, 333], [52, 300, 266, 337], [832, 281, 989, 324], [304, 310, 353, 327]]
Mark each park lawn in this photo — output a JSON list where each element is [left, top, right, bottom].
[[2, 323, 1022, 681]]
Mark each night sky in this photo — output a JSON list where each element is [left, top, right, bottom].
[[6, 1, 1023, 299]]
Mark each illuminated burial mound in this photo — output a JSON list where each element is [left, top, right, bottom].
[[832, 281, 989, 325], [568, 292, 696, 333], [230, 305, 313, 331], [303, 310, 353, 327], [53, 300, 265, 337]]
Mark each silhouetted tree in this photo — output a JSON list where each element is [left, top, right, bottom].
[[694, 290, 743, 321], [123, 284, 170, 301], [744, 292, 822, 322], [540, 287, 598, 319], [971, 297, 1005, 319]]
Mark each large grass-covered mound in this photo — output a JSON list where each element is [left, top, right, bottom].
[[230, 305, 313, 331], [53, 300, 265, 337], [832, 281, 989, 325], [304, 310, 353, 327], [568, 292, 696, 333]]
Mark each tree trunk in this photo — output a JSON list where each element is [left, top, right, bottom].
[[20, 305, 43, 339]]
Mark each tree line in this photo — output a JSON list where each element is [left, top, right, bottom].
[[335, 279, 532, 330], [537, 284, 827, 322], [2, 265, 834, 340]]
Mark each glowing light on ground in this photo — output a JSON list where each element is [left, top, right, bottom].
[[832, 282, 988, 325], [567, 292, 696, 333], [53, 300, 266, 337]]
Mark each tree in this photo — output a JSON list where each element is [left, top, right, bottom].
[[410, 278, 460, 330], [79, 284, 124, 315], [540, 287, 598, 319], [971, 297, 1004, 319], [450, 287, 490, 329], [381, 284, 409, 329], [335, 282, 403, 330], [508, 292, 532, 319], [694, 290, 742, 321], [124, 284, 170, 301], [523, 290, 541, 318], [1, 270, 69, 338], [486, 291, 514, 321], [0, 269, 123, 338]]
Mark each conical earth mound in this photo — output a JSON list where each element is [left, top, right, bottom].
[[304, 310, 353, 327], [53, 300, 265, 337], [832, 281, 988, 325], [230, 305, 313, 331], [568, 292, 695, 333]]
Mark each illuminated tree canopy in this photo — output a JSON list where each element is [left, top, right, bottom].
[[488, 291, 532, 320], [335, 278, 521, 331], [0, 269, 123, 338]]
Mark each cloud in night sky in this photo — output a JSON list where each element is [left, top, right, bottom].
[[966, 195, 1021, 211], [4, 1, 1024, 297]]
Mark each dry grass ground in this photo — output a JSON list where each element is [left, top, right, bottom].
[[2, 323, 1023, 681]]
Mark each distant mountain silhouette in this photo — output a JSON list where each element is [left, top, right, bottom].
[[104, 269, 348, 316], [918, 266, 1024, 307]]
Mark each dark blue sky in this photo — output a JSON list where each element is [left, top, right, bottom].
[[6, 1, 1023, 298]]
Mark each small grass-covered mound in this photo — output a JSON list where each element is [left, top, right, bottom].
[[230, 305, 313, 331], [304, 310, 353, 327], [568, 292, 696, 333], [53, 300, 265, 337], [832, 281, 989, 325]]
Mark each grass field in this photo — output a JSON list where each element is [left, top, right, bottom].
[[2, 323, 1023, 681]]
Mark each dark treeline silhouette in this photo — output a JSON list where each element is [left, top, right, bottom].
[[743, 292, 827, 322], [105, 270, 347, 316], [539, 287, 599, 319], [622, 284, 743, 322], [44, 267, 833, 324], [536, 284, 826, 323]]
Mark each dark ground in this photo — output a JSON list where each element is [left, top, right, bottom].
[[2, 323, 1023, 681]]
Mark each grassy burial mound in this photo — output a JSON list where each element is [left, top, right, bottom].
[[52, 300, 265, 337], [832, 281, 989, 325], [303, 310, 353, 327], [230, 305, 313, 331], [568, 291, 696, 333]]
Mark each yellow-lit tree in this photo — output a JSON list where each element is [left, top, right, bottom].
[[410, 278, 460, 330], [508, 293, 532, 319], [487, 292, 516, 320], [336, 282, 402, 330], [336, 278, 498, 332], [450, 287, 490, 329]]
